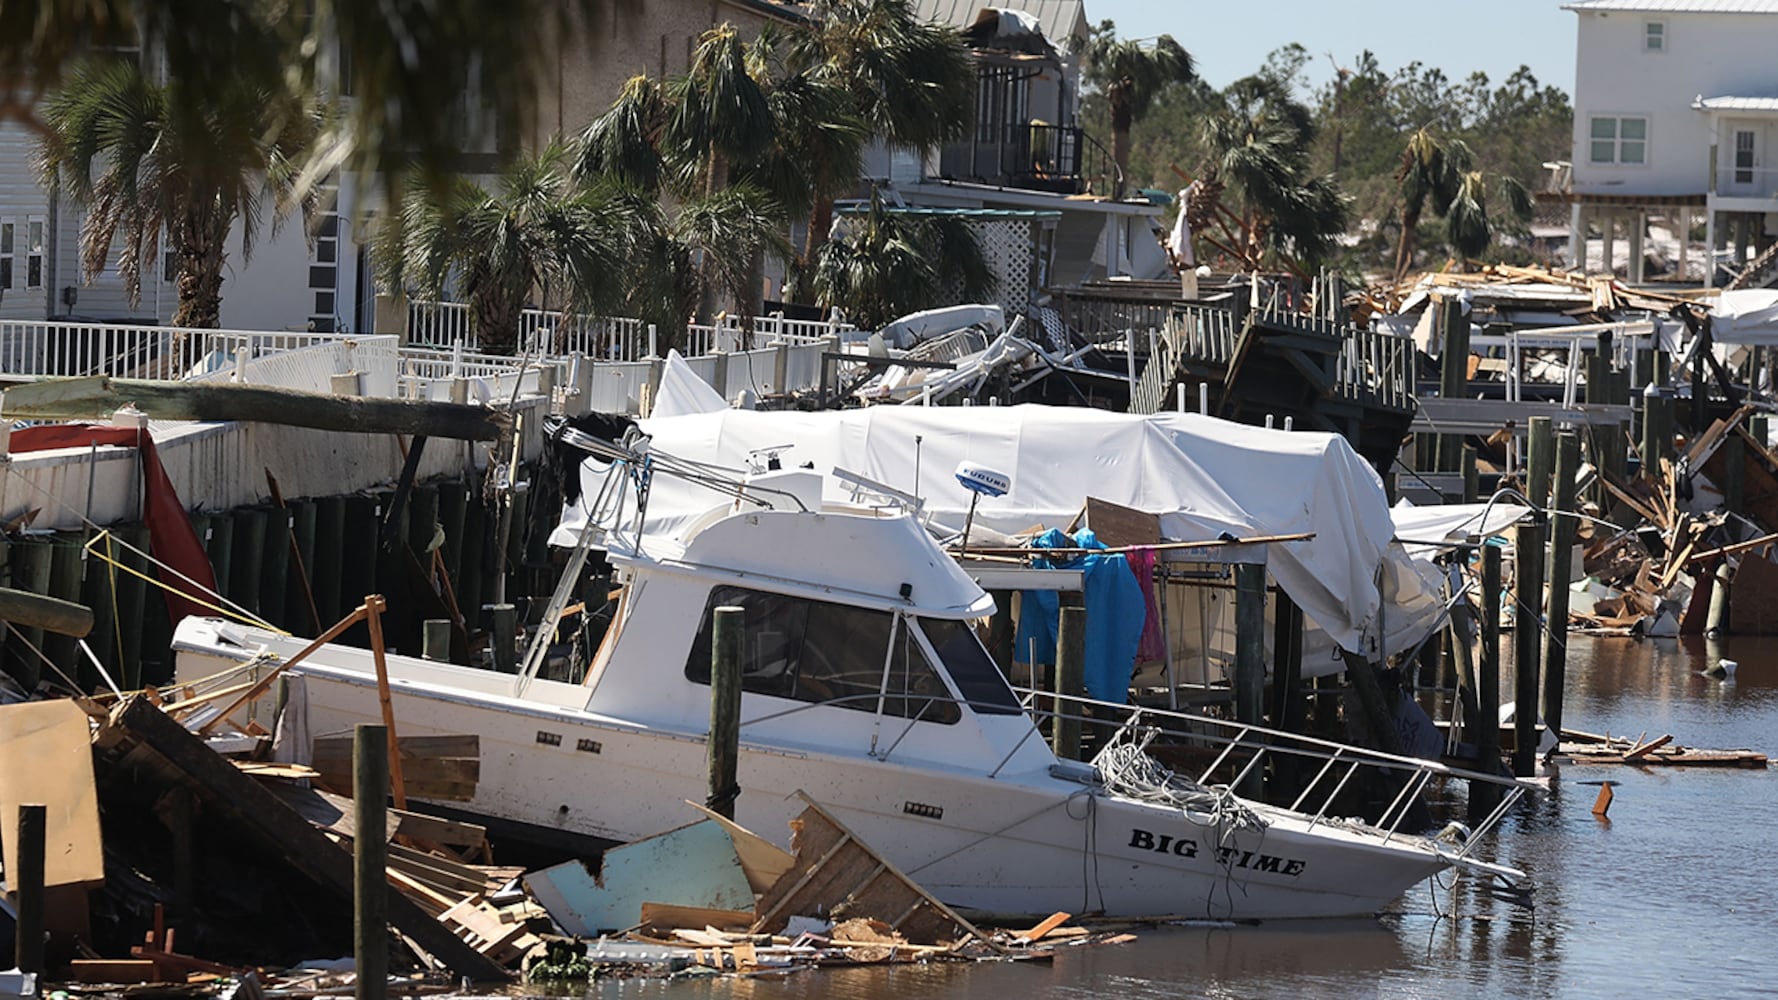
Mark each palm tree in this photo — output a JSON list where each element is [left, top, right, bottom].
[[38, 58, 316, 329], [373, 143, 627, 355], [7, 0, 634, 192], [1394, 128, 1534, 275], [1393, 127, 1465, 280], [787, 0, 975, 260], [1081, 20, 1195, 200], [1197, 76, 1349, 271], [812, 190, 994, 330]]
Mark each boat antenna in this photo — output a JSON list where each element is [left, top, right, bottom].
[[913, 435, 923, 503]]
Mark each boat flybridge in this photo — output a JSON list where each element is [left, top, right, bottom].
[[172, 418, 1534, 922]]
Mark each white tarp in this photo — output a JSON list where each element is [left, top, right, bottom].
[[1710, 289, 1778, 345], [652, 349, 728, 418], [562, 405, 1447, 660]]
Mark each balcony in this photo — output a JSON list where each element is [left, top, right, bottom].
[[1711, 163, 1778, 206], [936, 122, 1119, 197]]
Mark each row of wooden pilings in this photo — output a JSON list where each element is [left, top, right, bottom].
[[0, 466, 567, 693]]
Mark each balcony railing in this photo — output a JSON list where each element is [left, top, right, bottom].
[[1713, 164, 1778, 199], [938, 122, 1120, 196]]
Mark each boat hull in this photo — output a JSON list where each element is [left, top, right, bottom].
[[177, 627, 1451, 921]]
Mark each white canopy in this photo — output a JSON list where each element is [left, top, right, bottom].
[[564, 405, 1452, 660]]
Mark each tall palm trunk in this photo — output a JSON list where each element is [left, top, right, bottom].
[[1395, 203, 1423, 281], [171, 211, 230, 329], [1110, 92, 1133, 200], [471, 279, 524, 355]]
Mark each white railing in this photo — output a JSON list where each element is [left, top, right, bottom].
[[1336, 329, 1416, 411], [406, 301, 854, 359], [0, 320, 355, 380]]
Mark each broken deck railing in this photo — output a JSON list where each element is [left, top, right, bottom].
[[1005, 686, 1534, 877]]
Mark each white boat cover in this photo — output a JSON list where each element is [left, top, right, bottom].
[[561, 404, 1456, 660], [653, 349, 728, 417]]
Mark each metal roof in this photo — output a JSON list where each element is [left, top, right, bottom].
[[1564, 0, 1778, 13], [914, 0, 1089, 46], [1696, 95, 1778, 111], [835, 205, 1063, 219]]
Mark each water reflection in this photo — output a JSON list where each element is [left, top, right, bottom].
[[568, 635, 1774, 1000]]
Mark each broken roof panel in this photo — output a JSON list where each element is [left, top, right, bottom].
[[914, 0, 1089, 46]]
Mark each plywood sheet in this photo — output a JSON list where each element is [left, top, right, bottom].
[[1082, 497, 1162, 549], [0, 699, 104, 888], [524, 819, 754, 936]]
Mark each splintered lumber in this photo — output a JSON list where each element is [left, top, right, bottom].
[[1018, 912, 1073, 942], [751, 793, 1000, 952], [438, 897, 537, 966], [1622, 734, 1674, 760], [0, 700, 105, 889], [93, 696, 509, 982], [638, 902, 756, 935], [68, 959, 160, 984], [0, 376, 512, 441], [263, 782, 489, 852], [312, 734, 480, 802], [0, 586, 94, 637]]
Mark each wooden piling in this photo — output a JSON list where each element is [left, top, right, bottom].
[[1435, 297, 1471, 473], [1526, 416, 1553, 510], [312, 496, 347, 627], [13, 802, 45, 975], [115, 524, 150, 688], [260, 506, 291, 630], [422, 619, 452, 661], [10, 536, 53, 688], [1269, 591, 1305, 732], [1462, 444, 1479, 504], [1513, 518, 1545, 777], [231, 508, 268, 618], [1053, 606, 1085, 761], [708, 605, 744, 819], [1471, 544, 1503, 820], [353, 724, 389, 1000], [290, 498, 322, 634], [46, 532, 86, 683], [488, 604, 518, 673], [1724, 432, 1746, 516], [1447, 567, 1481, 744], [1544, 431, 1581, 743], [1707, 558, 1733, 637], [205, 513, 235, 603], [1233, 563, 1266, 727]]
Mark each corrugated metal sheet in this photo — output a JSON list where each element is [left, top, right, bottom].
[[1697, 95, 1778, 110], [915, 0, 1088, 45], [1564, 0, 1778, 13]]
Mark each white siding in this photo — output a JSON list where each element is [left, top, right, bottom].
[[1571, 9, 1778, 197], [0, 120, 53, 319]]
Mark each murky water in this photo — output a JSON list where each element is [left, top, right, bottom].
[[570, 634, 1778, 1000]]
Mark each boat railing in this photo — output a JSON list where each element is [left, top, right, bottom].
[[1007, 685, 1533, 870]]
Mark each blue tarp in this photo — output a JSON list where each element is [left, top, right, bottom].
[[1014, 528, 1149, 702]]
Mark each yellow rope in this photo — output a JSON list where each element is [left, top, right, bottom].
[[83, 530, 289, 636], [105, 532, 125, 669]]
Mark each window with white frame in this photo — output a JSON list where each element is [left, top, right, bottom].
[[0, 218, 13, 290], [1644, 20, 1665, 52], [25, 216, 44, 288], [1590, 116, 1647, 165]]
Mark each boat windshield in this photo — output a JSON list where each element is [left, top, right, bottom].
[[683, 585, 961, 725], [915, 618, 1022, 716]]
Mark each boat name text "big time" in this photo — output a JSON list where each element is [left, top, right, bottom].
[[1128, 828, 1308, 876]]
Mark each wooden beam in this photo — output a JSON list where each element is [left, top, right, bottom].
[[0, 586, 94, 638], [0, 377, 511, 442]]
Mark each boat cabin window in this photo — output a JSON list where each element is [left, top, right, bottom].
[[916, 618, 1022, 715], [684, 586, 961, 725]]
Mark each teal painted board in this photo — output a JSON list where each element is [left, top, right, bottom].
[[524, 819, 753, 935]]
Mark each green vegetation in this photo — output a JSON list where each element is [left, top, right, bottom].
[[1083, 39, 1572, 277], [1081, 21, 1195, 200]]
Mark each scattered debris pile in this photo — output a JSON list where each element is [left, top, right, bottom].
[[0, 695, 1138, 995]]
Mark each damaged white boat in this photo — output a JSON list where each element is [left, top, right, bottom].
[[173, 421, 1532, 921]]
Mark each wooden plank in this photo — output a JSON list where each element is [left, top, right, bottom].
[[68, 959, 160, 984], [99, 696, 509, 982], [0, 700, 105, 888], [0, 376, 512, 442], [1623, 734, 1673, 761], [0, 586, 93, 637], [1081, 497, 1162, 549], [638, 902, 755, 935], [1018, 911, 1072, 942], [681, 800, 795, 896]]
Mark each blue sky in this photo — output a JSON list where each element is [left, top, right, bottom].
[[1085, 0, 1580, 98]]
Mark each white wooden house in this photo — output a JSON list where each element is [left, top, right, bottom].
[[1564, 0, 1778, 284]]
